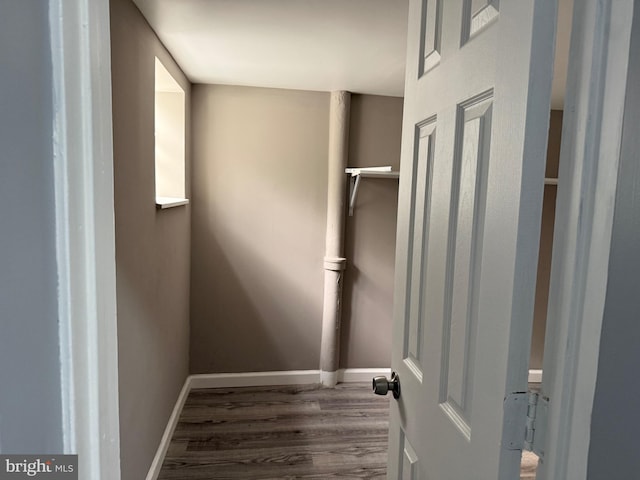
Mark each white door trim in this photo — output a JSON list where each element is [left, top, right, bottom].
[[539, 1, 635, 479], [50, 0, 121, 478]]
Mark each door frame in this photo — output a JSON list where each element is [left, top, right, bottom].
[[50, 0, 121, 478], [51, 0, 635, 478], [538, 1, 635, 479]]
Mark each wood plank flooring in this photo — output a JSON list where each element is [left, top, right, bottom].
[[159, 382, 539, 479], [159, 383, 389, 479]]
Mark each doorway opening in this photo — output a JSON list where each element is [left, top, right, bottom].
[[523, 0, 574, 476]]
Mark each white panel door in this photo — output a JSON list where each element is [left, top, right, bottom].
[[387, 0, 557, 478]]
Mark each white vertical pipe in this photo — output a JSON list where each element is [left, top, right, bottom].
[[320, 91, 350, 387]]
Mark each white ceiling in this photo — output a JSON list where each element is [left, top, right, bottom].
[[133, 0, 571, 104], [133, 0, 410, 97]]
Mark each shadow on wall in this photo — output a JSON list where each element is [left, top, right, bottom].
[[341, 179, 399, 368], [189, 85, 330, 374], [340, 94, 403, 369], [191, 222, 321, 372], [189, 186, 326, 373]]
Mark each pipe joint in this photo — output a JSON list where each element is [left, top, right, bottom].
[[324, 256, 346, 271]]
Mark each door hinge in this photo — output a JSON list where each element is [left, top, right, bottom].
[[524, 391, 548, 458], [503, 391, 548, 459]]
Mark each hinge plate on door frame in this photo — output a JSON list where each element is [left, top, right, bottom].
[[503, 391, 548, 459], [525, 391, 548, 458]]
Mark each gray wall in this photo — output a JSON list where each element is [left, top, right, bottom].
[[190, 85, 329, 373], [341, 95, 403, 368], [587, 5, 640, 478], [110, 0, 191, 478], [0, 0, 63, 453], [190, 87, 403, 373]]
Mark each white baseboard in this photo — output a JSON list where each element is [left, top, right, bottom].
[[189, 369, 322, 389], [529, 369, 543, 383], [189, 368, 392, 389], [145, 377, 191, 480], [146, 367, 392, 479], [338, 368, 391, 383]]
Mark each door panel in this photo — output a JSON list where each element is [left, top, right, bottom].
[[419, 0, 442, 75], [388, 0, 556, 478], [439, 93, 492, 437], [400, 434, 419, 480], [464, 0, 500, 42], [404, 118, 436, 377]]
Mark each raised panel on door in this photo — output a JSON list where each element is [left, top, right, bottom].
[[419, 0, 443, 75], [439, 93, 493, 439], [462, 0, 500, 43], [400, 433, 419, 480], [403, 118, 436, 383]]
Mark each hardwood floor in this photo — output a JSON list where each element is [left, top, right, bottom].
[[159, 382, 539, 479], [159, 383, 389, 479]]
